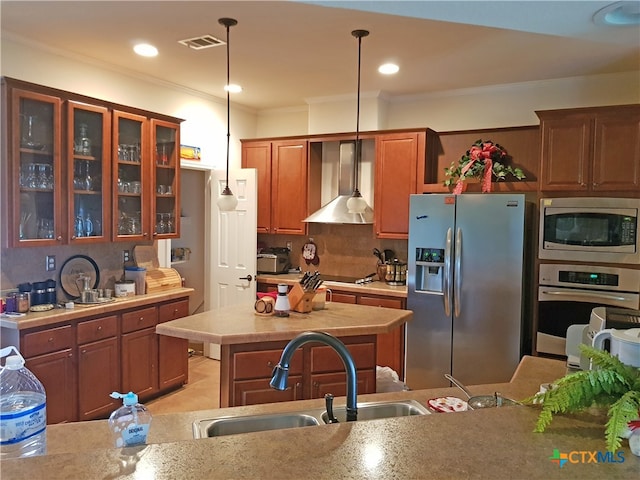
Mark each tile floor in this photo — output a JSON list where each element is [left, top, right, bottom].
[[145, 353, 221, 416]]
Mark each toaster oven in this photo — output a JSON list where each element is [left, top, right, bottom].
[[257, 247, 291, 274]]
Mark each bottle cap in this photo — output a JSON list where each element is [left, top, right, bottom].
[[110, 391, 139, 406], [4, 355, 24, 370]]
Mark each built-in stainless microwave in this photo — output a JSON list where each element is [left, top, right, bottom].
[[539, 197, 640, 264]]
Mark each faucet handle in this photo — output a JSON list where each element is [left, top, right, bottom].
[[324, 393, 339, 423]]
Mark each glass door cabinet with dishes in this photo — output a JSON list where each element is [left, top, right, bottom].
[[151, 119, 180, 239], [2, 77, 183, 248], [68, 101, 110, 243], [113, 110, 149, 241], [7, 88, 63, 246]]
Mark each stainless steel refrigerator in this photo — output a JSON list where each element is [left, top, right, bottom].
[[405, 194, 527, 390]]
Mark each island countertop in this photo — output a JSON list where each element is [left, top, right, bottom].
[[155, 301, 411, 345], [2, 356, 636, 479]]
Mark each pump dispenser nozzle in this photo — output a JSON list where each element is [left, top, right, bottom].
[[108, 391, 151, 448]]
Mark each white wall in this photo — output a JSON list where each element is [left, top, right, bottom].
[[1, 38, 257, 171], [2, 38, 639, 148]]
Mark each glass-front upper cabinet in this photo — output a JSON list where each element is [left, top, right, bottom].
[[9, 88, 63, 246], [68, 101, 111, 243], [151, 119, 180, 239], [113, 110, 149, 241]]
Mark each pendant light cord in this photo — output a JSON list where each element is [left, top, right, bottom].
[[351, 30, 369, 193], [219, 17, 238, 191], [225, 22, 230, 188]]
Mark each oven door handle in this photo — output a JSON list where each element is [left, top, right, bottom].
[[540, 289, 632, 302]]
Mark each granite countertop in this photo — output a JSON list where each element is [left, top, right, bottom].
[[155, 302, 411, 345], [0, 288, 194, 330], [257, 273, 408, 298], [2, 356, 636, 479]]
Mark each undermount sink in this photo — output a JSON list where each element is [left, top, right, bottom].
[[321, 399, 430, 423], [193, 412, 321, 438], [193, 400, 430, 438]]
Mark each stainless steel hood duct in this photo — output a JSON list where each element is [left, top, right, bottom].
[[303, 142, 374, 224]]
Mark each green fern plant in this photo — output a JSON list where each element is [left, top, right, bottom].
[[524, 344, 640, 452]]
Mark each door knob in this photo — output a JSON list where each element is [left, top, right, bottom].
[[239, 275, 253, 282]]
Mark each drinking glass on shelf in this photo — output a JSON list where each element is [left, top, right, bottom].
[[156, 213, 166, 234], [36, 164, 47, 189], [131, 212, 141, 235], [26, 163, 38, 188], [84, 161, 93, 191], [165, 214, 174, 233]]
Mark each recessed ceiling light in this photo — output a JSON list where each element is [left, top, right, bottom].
[[133, 43, 158, 57], [593, 1, 640, 25], [224, 84, 242, 93], [378, 63, 399, 75]]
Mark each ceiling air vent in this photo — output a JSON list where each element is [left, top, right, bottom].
[[178, 35, 225, 50]]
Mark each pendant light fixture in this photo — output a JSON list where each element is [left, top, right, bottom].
[[346, 29, 372, 215], [216, 17, 239, 212]]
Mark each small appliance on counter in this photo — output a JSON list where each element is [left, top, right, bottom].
[[568, 306, 640, 370], [257, 247, 291, 274]]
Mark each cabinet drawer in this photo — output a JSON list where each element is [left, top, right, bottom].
[[331, 292, 357, 304], [310, 342, 376, 373], [22, 325, 73, 358], [359, 296, 404, 309], [122, 307, 157, 333], [158, 299, 189, 323], [233, 349, 303, 380], [77, 315, 118, 344]]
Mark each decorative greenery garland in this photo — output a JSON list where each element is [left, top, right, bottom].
[[443, 139, 525, 194]]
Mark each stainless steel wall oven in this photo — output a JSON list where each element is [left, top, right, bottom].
[[536, 263, 640, 356]]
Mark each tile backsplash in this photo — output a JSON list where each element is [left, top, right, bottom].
[[259, 224, 408, 279], [0, 241, 145, 301]]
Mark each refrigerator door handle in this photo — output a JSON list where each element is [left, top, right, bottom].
[[443, 227, 453, 316], [454, 227, 462, 318]]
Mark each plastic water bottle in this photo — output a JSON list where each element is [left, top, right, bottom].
[[0, 346, 47, 458], [108, 391, 152, 448]]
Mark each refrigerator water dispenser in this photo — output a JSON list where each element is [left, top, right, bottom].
[[414, 248, 444, 293]]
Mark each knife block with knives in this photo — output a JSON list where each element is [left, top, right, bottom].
[[289, 272, 323, 313]]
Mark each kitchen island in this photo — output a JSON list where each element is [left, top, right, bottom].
[[156, 302, 411, 407], [2, 356, 636, 479]]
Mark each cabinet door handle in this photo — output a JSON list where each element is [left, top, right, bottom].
[[56, 236, 63, 241], [267, 361, 273, 368], [81, 349, 87, 354], [97, 326, 102, 331]]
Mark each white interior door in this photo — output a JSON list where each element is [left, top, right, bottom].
[[204, 168, 257, 358]]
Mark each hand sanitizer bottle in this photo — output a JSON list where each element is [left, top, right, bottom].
[[108, 391, 152, 448]]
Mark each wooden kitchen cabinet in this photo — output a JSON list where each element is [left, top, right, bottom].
[[112, 110, 150, 241], [220, 336, 376, 407], [68, 101, 111, 242], [157, 299, 190, 390], [121, 306, 158, 401], [3, 85, 63, 247], [242, 138, 314, 235], [151, 119, 181, 239], [331, 291, 406, 379], [374, 131, 424, 238], [1, 77, 184, 247], [3, 294, 191, 423], [538, 105, 640, 193], [309, 339, 376, 399], [77, 315, 119, 421], [22, 325, 76, 424]]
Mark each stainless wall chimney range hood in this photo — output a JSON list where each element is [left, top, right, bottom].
[[303, 141, 374, 225]]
